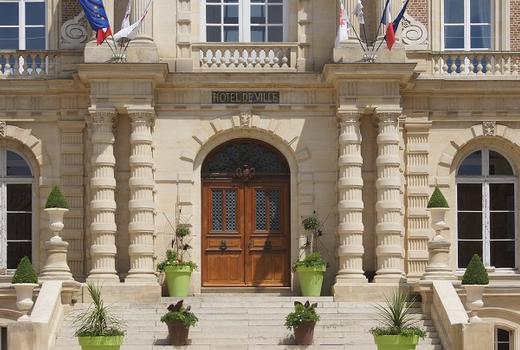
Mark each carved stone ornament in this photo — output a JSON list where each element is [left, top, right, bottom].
[[235, 165, 256, 181], [0, 121, 6, 137], [239, 111, 252, 128], [60, 12, 88, 49], [482, 121, 496, 136], [401, 13, 428, 49]]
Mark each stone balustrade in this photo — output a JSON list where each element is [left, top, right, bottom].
[[430, 52, 520, 77], [0, 50, 82, 79], [193, 43, 298, 71]]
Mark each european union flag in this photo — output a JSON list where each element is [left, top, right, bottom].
[[79, 0, 112, 45]]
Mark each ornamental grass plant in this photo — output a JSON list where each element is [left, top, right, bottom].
[[11, 256, 38, 284]]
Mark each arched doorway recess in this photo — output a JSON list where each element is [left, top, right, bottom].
[[201, 139, 291, 287]]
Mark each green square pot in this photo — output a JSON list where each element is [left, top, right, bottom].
[[78, 336, 124, 350], [373, 335, 420, 350]]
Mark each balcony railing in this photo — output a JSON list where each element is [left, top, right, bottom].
[[193, 43, 298, 72], [0, 50, 83, 79], [428, 52, 520, 78]]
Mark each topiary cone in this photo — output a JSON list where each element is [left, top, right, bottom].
[[462, 254, 489, 285]]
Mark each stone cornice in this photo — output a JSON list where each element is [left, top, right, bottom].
[[322, 63, 418, 86], [77, 63, 169, 86]]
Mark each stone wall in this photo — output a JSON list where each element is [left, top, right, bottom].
[[407, 0, 429, 28], [512, 0, 520, 50]]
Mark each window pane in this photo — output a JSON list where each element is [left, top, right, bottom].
[[256, 190, 266, 230], [458, 241, 483, 268], [444, 25, 465, 49], [251, 5, 266, 24], [444, 0, 464, 23], [489, 151, 514, 175], [7, 243, 32, 270], [7, 213, 32, 240], [0, 28, 19, 50], [225, 190, 237, 231], [268, 5, 283, 24], [470, 0, 490, 23], [26, 2, 45, 25], [490, 184, 514, 210], [268, 190, 281, 230], [268, 26, 283, 42], [0, 3, 19, 25], [251, 27, 265, 42], [224, 5, 238, 24], [206, 5, 221, 24], [471, 25, 491, 49], [498, 343, 510, 350], [211, 190, 223, 231], [457, 184, 482, 210], [497, 329, 510, 342], [7, 184, 31, 211], [26, 27, 46, 49], [490, 212, 515, 239], [458, 212, 482, 239], [223, 27, 238, 41], [490, 241, 515, 268], [206, 26, 221, 42], [7, 151, 32, 176], [458, 151, 482, 176]]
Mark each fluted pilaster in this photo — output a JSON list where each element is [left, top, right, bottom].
[[336, 111, 367, 283], [374, 112, 405, 283], [87, 108, 119, 282], [131, 0, 153, 41], [126, 108, 156, 282]]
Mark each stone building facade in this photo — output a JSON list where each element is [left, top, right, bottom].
[[1, 0, 520, 347]]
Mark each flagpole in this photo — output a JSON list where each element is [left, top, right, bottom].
[[349, 20, 368, 53], [372, 0, 390, 54]]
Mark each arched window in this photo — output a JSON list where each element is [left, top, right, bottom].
[[0, 0, 46, 50], [456, 149, 516, 269], [0, 149, 33, 270], [496, 328, 513, 350]]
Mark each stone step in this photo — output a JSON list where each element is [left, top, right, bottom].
[[54, 345, 442, 350]]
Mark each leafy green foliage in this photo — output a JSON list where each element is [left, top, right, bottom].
[[285, 301, 320, 330], [292, 252, 327, 272], [45, 185, 69, 209], [427, 187, 449, 208], [175, 226, 191, 238], [157, 249, 198, 272], [302, 215, 321, 232], [74, 283, 125, 337], [462, 254, 489, 285], [11, 256, 38, 284], [369, 291, 425, 339], [160, 300, 198, 327]]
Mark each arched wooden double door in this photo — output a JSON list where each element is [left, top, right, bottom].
[[202, 139, 290, 287]]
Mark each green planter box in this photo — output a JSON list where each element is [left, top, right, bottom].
[[295, 265, 326, 296], [165, 265, 194, 297], [373, 335, 420, 350], [78, 336, 124, 350]]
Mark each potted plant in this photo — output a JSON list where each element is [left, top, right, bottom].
[[74, 283, 125, 350], [427, 187, 449, 234], [44, 185, 69, 242], [293, 212, 328, 296], [370, 291, 426, 350], [285, 301, 320, 345], [160, 300, 198, 346], [12, 256, 39, 321], [157, 225, 198, 297], [462, 254, 489, 323]]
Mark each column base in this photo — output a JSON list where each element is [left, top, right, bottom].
[[125, 39, 159, 63], [374, 274, 407, 284], [86, 273, 120, 283], [39, 239, 74, 281], [84, 40, 115, 63], [421, 270, 458, 281], [334, 274, 368, 284], [125, 273, 158, 284]]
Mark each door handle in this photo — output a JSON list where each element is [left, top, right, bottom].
[[264, 240, 272, 251], [219, 240, 228, 252]]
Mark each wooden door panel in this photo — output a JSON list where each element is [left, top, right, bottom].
[[249, 253, 288, 286], [205, 253, 244, 285]]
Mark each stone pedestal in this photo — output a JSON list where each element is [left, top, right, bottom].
[[422, 235, 456, 280], [39, 239, 73, 281]]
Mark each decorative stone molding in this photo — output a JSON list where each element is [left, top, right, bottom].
[[297, 0, 313, 71], [60, 12, 88, 49], [374, 112, 405, 283], [176, 0, 192, 71], [482, 121, 496, 136], [86, 108, 119, 282], [0, 122, 6, 137], [335, 111, 367, 283], [401, 13, 428, 49], [126, 107, 157, 282]]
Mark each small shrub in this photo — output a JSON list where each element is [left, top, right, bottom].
[[427, 187, 449, 208], [160, 300, 198, 327], [462, 254, 489, 285], [285, 301, 320, 330], [175, 226, 191, 238], [292, 252, 327, 272], [11, 256, 38, 284], [302, 214, 321, 232], [157, 249, 198, 272], [45, 185, 69, 209]]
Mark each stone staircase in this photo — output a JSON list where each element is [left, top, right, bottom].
[[54, 294, 442, 350]]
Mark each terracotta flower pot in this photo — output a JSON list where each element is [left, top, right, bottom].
[[166, 320, 190, 346], [293, 321, 316, 345]]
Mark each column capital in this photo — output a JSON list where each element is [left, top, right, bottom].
[[88, 107, 117, 125], [376, 111, 401, 122], [337, 110, 362, 121], [126, 106, 156, 121]]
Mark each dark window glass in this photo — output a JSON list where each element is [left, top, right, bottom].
[[490, 212, 515, 240], [458, 212, 483, 239], [490, 184, 514, 210], [444, 0, 464, 23], [471, 25, 491, 49], [251, 5, 265, 24], [256, 190, 266, 230], [206, 26, 221, 42], [6, 151, 32, 177], [7, 184, 31, 211], [489, 151, 514, 176], [458, 151, 482, 176], [458, 241, 482, 268], [206, 5, 221, 24], [268, 5, 283, 24], [7, 213, 32, 240], [223, 5, 238, 24], [251, 27, 265, 42], [223, 27, 238, 41], [225, 190, 237, 231], [490, 241, 515, 268], [457, 184, 482, 210], [26, 27, 45, 49], [25, 2, 45, 25], [268, 190, 281, 230], [0, 28, 19, 50], [7, 242, 32, 269], [268, 26, 283, 42], [212, 190, 223, 231], [445, 26, 465, 49], [0, 3, 19, 25], [470, 0, 490, 22]]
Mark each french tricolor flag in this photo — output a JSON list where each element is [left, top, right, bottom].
[[79, 0, 113, 45], [382, 0, 410, 50]]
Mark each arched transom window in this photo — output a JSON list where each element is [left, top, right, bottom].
[[0, 148, 33, 270], [456, 149, 516, 269]]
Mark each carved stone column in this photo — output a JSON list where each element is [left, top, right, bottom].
[[335, 111, 367, 283], [87, 108, 119, 282], [131, 0, 153, 41], [374, 112, 405, 283], [125, 107, 156, 282]]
